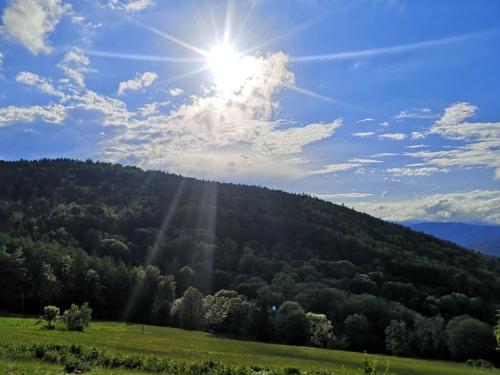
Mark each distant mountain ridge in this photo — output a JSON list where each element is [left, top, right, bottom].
[[404, 222, 500, 257]]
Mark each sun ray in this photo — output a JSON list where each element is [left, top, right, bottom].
[[233, 1, 255, 44], [223, 0, 232, 44], [241, 14, 325, 56], [165, 65, 211, 84], [122, 180, 186, 322], [287, 85, 361, 111], [291, 29, 498, 62], [128, 18, 208, 57], [84, 50, 204, 63]]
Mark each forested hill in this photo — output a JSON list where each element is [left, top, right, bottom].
[[1, 159, 499, 359]]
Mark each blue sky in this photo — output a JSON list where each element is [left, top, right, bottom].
[[1, 0, 499, 223]]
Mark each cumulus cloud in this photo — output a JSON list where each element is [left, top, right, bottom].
[[353, 190, 500, 224], [352, 131, 374, 138], [408, 102, 500, 179], [105, 0, 154, 12], [386, 167, 449, 177], [16, 71, 65, 98], [58, 48, 90, 89], [99, 52, 340, 179], [0, 104, 66, 127], [168, 88, 183, 97], [1, 0, 70, 54], [379, 133, 407, 141], [117, 72, 158, 95]]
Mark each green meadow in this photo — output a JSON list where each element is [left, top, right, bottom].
[[0, 316, 497, 375]]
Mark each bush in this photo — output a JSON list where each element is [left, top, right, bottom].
[[465, 359, 494, 369], [63, 302, 93, 331], [0, 342, 395, 375]]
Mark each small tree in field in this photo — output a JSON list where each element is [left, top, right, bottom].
[[306, 312, 336, 348], [43, 305, 60, 329], [63, 302, 92, 331]]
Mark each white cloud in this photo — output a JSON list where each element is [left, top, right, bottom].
[[379, 121, 389, 127], [137, 101, 170, 117], [310, 158, 380, 175], [379, 133, 407, 140], [58, 48, 90, 89], [411, 131, 425, 140], [0, 50, 340, 180], [386, 167, 449, 177], [316, 192, 373, 200], [405, 144, 427, 149], [356, 117, 375, 123], [394, 108, 437, 120], [352, 131, 374, 138], [102, 52, 339, 179], [117, 72, 158, 95], [168, 88, 183, 97], [16, 71, 65, 98], [310, 163, 362, 175], [0, 51, 3, 70], [407, 102, 500, 179], [349, 158, 382, 164], [72, 89, 132, 127], [0, 104, 66, 127], [353, 190, 500, 224], [1, 0, 70, 54], [429, 102, 500, 141], [106, 0, 154, 12]]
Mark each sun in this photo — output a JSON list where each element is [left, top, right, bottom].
[[207, 42, 258, 94]]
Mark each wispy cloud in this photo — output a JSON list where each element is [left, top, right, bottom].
[[356, 117, 375, 123], [395, 108, 437, 120], [352, 131, 375, 138], [315, 192, 373, 200], [379, 133, 407, 140]]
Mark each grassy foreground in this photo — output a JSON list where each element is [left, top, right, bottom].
[[0, 316, 496, 375]]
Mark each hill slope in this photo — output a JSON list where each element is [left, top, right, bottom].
[[0, 159, 499, 360], [406, 222, 500, 257]]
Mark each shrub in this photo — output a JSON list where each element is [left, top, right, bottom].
[[63, 302, 93, 331], [465, 359, 494, 369]]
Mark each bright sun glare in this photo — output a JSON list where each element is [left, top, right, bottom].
[[207, 42, 258, 94]]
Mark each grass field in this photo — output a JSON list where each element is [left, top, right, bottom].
[[0, 316, 497, 375]]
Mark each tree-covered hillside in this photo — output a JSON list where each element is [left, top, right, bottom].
[[0, 159, 499, 362]]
